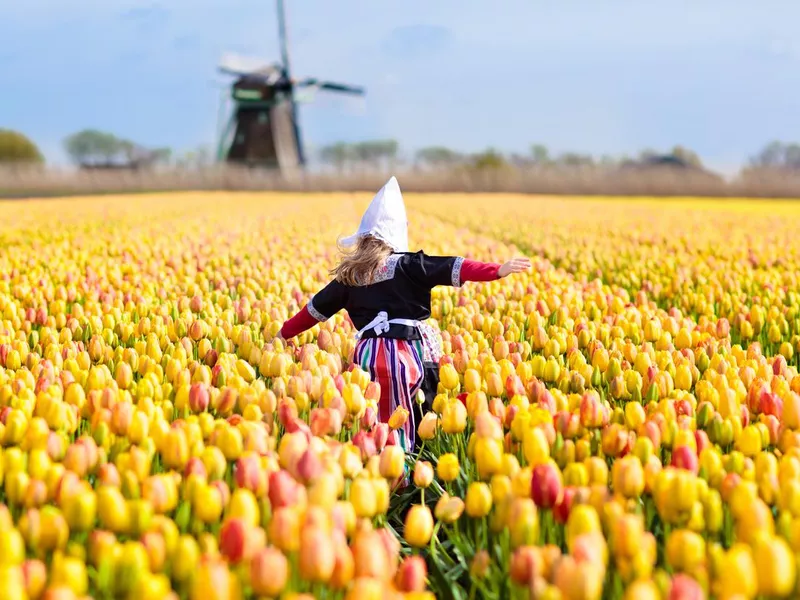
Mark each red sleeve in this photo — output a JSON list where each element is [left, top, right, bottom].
[[280, 306, 320, 339], [460, 259, 501, 283]]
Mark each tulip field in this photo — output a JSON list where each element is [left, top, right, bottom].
[[4, 191, 800, 600]]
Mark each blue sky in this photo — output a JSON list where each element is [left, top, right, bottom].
[[3, 1, 800, 173]]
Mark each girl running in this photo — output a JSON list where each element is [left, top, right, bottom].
[[277, 176, 530, 453]]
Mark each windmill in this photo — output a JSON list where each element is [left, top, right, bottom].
[[216, 0, 365, 172]]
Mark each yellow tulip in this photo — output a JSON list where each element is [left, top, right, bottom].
[[404, 505, 434, 547], [437, 453, 460, 483], [465, 482, 493, 518]]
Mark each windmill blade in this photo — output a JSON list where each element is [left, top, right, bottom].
[[318, 81, 365, 95], [295, 78, 365, 95], [218, 52, 281, 78], [276, 0, 292, 78]]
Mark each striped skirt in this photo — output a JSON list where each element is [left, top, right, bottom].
[[353, 337, 426, 453]]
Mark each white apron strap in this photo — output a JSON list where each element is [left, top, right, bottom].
[[355, 311, 422, 340]]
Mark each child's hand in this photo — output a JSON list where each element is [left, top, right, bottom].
[[498, 257, 532, 278]]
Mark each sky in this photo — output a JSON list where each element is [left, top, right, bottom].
[[3, 0, 800, 174]]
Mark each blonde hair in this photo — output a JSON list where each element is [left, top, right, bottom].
[[330, 234, 394, 286]]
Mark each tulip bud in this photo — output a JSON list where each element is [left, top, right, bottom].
[[507, 498, 539, 549], [531, 461, 563, 509], [299, 527, 335, 583], [404, 505, 434, 548], [413, 461, 434, 488], [510, 546, 542, 586], [388, 406, 409, 430], [395, 556, 427, 592], [250, 547, 289, 597], [441, 400, 467, 434], [417, 412, 438, 441], [465, 482, 493, 518], [437, 453, 460, 482], [378, 446, 405, 481], [49, 553, 88, 596], [22, 559, 47, 599], [190, 557, 238, 600], [350, 478, 377, 519], [219, 517, 253, 563], [296, 448, 323, 484], [440, 364, 459, 391], [434, 494, 465, 524], [371, 423, 389, 452]]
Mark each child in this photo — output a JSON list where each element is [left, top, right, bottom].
[[277, 176, 531, 453]]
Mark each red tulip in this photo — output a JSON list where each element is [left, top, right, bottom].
[[278, 401, 297, 429], [553, 486, 578, 524], [669, 574, 706, 600], [189, 383, 210, 413], [640, 420, 662, 450], [773, 356, 787, 377], [268, 469, 301, 509], [694, 431, 711, 456], [675, 399, 693, 417], [671, 445, 699, 475], [234, 455, 265, 496], [505, 404, 520, 430], [505, 375, 526, 397], [296, 449, 323, 484], [395, 556, 427, 592], [509, 546, 542, 586], [360, 407, 377, 430], [761, 392, 783, 420], [352, 431, 377, 461], [219, 517, 251, 563], [531, 462, 563, 509], [372, 423, 389, 452], [185, 457, 207, 479], [334, 374, 346, 394], [538, 389, 557, 415]]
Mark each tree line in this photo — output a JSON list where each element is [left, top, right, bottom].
[[61, 130, 213, 170], [315, 141, 707, 172], [59, 130, 171, 169], [0, 129, 212, 169], [4, 127, 800, 174]]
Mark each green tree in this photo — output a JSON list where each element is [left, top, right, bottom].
[[530, 144, 550, 164], [375, 139, 399, 168], [64, 129, 123, 166], [670, 145, 703, 168], [319, 142, 354, 172], [0, 129, 44, 164], [415, 146, 463, 168], [749, 141, 800, 169], [556, 152, 594, 166], [471, 148, 508, 170]]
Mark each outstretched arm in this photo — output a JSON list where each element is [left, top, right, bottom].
[[278, 280, 348, 340], [411, 253, 531, 288], [278, 306, 319, 339], [460, 259, 501, 282], [460, 257, 531, 283]]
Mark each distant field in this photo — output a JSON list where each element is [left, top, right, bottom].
[[4, 164, 800, 199], [3, 192, 800, 599]]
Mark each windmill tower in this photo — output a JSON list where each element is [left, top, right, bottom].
[[216, 0, 365, 173]]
